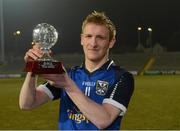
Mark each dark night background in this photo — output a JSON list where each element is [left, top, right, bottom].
[[1, 0, 180, 57]]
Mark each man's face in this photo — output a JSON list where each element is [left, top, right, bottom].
[[81, 23, 115, 62]]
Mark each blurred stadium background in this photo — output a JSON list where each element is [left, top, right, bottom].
[[0, 51, 180, 75], [0, 0, 180, 130]]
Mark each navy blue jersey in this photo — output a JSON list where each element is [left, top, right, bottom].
[[38, 60, 134, 130]]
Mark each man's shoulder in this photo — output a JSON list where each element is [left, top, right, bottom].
[[111, 65, 133, 78]]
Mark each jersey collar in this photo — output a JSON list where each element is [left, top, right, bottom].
[[80, 59, 115, 74]]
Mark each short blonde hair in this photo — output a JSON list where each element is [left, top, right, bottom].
[[82, 11, 116, 41]]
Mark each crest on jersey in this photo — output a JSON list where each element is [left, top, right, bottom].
[[96, 80, 109, 96]]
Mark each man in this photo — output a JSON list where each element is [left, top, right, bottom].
[[19, 11, 134, 130]]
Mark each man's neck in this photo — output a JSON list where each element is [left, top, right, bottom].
[[85, 57, 109, 73]]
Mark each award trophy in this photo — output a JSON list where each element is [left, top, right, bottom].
[[25, 23, 65, 74]]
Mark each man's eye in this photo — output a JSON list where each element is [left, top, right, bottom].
[[85, 35, 92, 38], [97, 36, 106, 40], [97, 36, 103, 39]]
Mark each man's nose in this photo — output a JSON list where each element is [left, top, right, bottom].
[[90, 37, 97, 47]]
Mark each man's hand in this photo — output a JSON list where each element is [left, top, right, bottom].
[[40, 73, 73, 88], [24, 43, 44, 62]]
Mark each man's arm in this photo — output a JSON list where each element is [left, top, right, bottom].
[[65, 80, 121, 129], [19, 72, 51, 110]]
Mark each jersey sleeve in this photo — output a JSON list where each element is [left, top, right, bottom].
[[37, 82, 61, 100], [103, 72, 134, 116]]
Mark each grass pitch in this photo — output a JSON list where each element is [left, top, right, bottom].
[[0, 75, 180, 130], [122, 75, 180, 129]]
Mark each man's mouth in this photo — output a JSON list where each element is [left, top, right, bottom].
[[88, 48, 99, 51]]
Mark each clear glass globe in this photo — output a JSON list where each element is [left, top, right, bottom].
[[33, 23, 58, 50]]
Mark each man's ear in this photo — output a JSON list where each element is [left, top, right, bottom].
[[80, 34, 84, 46], [109, 37, 116, 49]]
